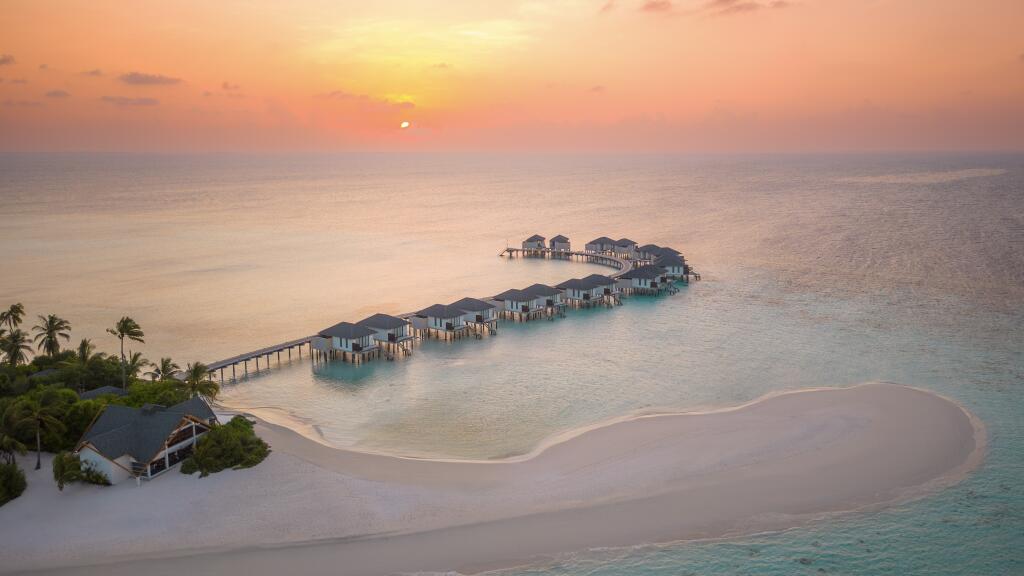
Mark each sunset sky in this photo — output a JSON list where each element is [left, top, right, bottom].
[[2, 0, 1023, 152]]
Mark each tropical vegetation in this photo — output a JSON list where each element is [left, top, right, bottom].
[[180, 416, 269, 477], [0, 302, 243, 507]]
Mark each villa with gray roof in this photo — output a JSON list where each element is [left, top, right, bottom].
[[450, 297, 498, 334], [493, 288, 543, 321], [619, 264, 670, 294], [313, 321, 381, 363], [357, 313, 414, 356], [416, 304, 469, 340], [522, 234, 546, 251], [585, 237, 614, 253], [654, 253, 688, 278], [75, 397, 218, 484], [549, 235, 570, 252]]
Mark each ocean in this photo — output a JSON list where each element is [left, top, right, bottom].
[[1, 152, 1022, 574]]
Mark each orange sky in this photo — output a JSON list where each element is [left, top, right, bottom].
[[1, 0, 1023, 152]]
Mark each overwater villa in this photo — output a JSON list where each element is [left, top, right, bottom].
[[523, 283, 566, 317], [581, 273, 621, 301], [637, 244, 662, 261], [450, 297, 499, 335], [415, 304, 469, 340], [522, 234, 546, 251], [75, 397, 218, 485], [357, 313, 414, 357], [613, 238, 638, 259], [654, 253, 688, 279], [493, 288, 543, 321], [619, 264, 671, 295], [313, 321, 380, 363], [585, 236, 614, 253], [549, 235, 570, 252]]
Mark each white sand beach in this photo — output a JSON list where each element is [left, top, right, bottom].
[[0, 383, 984, 575]]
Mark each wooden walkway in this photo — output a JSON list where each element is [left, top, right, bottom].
[[206, 246, 656, 380]]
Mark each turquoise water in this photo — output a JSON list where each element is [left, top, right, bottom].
[[2, 153, 1022, 573]]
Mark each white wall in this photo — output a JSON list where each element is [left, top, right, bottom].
[[78, 446, 132, 485]]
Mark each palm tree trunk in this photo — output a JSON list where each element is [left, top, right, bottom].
[[120, 337, 126, 390], [35, 427, 41, 470]]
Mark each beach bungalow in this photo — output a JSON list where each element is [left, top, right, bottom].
[[493, 288, 541, 321], [549, 235, 571, 252], [74, 397, 218, 485], [619, 264, 669, 295], [522, 234, 546, 251], [581, 274, 621, 300], [655, 253, 688, 279], [415, 304, 469, 340], [584, 237, 614, 253], [450, 297, 498, 334], [357, 313, 414, 356], [315, 321, 380, 363]]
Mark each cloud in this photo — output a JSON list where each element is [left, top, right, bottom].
[[39, 64, 48, 70], [45, 90, 70, 98], [431, 62, 451, 69], [1019, 51, 1024, 62], [118, 72, 181, 85], [640, 0, 673, 12], [0, 54, 14, 66], [81, 69, 103, 77], [3, 99, 42, 107], [702, 0, 791, 15], [318, 90, 415, 109], [102, 96, 159, 107], [600, 0, 616, 12], [222, 81, 241, 91], [10, 78, 27, 84], [589, 85, 606, 93]]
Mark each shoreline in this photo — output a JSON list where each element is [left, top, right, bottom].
[[2, 383, 986, 575]]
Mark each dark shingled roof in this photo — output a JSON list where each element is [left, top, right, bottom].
[[655, 254, 686, 267], [616, 238, 637, 246], [654, 246, 681, 256], [525, 234, 545, 242], [621, 264, 667, 280], [450, 297, 496, 312], [319, 321, 376, 339], [79, 397, 217, 465], [28, 368, 60, 380], [356, 313, 410, 330], [581, 274, 616, 287], [587, 236, 614, 245], [556, 278, 590, 290], [522, 283, 561, 297], [79, 386, 128, 400], [638, 244, 661, 253], [416, 304, 466, 319], [493, 288, 535, 302], [549, 235, 569, 242]]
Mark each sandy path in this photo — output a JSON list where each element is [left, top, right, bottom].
[[0, 383, 984, 575]]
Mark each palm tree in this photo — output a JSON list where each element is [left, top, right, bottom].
[[59, 339, 106, 392], [1, 329, 33, 368], [9, 398, 65, 470], [145, 357, 180, 381], [0, 303, 25, 331], [181, 362, 220, 401], [32, 314, 71, 357], [0, 408, 27, 465], [52, 452, 82, 491], [125, 351, 149, 380], [106, 316, 144, 390]]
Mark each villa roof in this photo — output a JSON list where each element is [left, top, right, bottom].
[[319, 321, 377, 340], [654, 246, 681, 256], [416, 304, 466, 319], [28, 368, 60, 380], [78, 397, 216, 465], [356, 313, 409, 330], [620, 265, 666, 280], [493, 288, 535, 302], [79, 386, 128, 400], [550, 235, 569, 242], [616, 238, 637, 246], [581, 274, 616, 286], [655, 254, 686, 267], [638, 244, 661, 253], [556, 278, 590, 290], [522, 283, 562, 297], [450, 297, 496, 312], [587, 236, 614, 245], [525, 234, 545, 242]]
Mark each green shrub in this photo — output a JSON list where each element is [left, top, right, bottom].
[[181, 416, 270, 477], [0, 461, 27, 506]]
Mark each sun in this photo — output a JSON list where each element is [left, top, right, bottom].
[[400, 121, 410, 129]]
